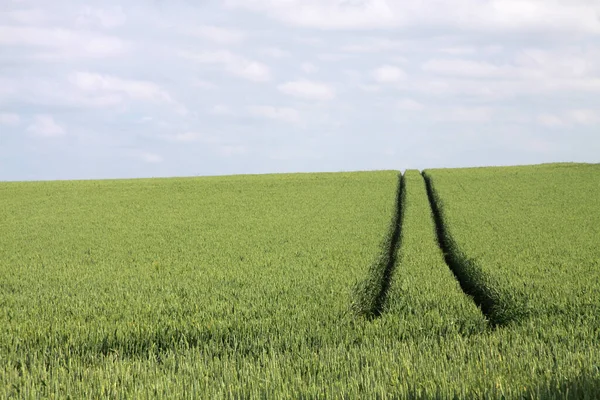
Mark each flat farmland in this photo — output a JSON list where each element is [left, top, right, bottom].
[[1, 164, 599, 398], [424, 163, 600, 326]]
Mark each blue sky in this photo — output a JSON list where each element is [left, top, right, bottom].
[[1, 0, 599, 181]]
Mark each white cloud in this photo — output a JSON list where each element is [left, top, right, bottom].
[[27, 115, 66, 137], [484, 45, 504, 55], [0, 26, 126, 58], [163, 132, 203, 143], [567, 109, 600, 125], [209, 104, 234, 116], [397, 99, 424, 111], [219, 145, 248, 157], [537, 114, 566, 128], [407, 47, 600, 101], [278, 80, 335, 101], [7, 6, 126, 29], [260, 47, 289, 58], [514, 48, 598, 79], [343, 69, 361, 81], [6, 8, 47, 25], [76, 6, 126, 29], [226, 0, 600, 34], [538, 109, 600, 128], [3, 0, 600, 182], [160, 132, 221, 144], [248, 105, 300, 123], [406, 76, 600, 101], [372, 65, 406, 83], [483, 1, 600, 34], [358, 84, 381, 93], [193, 79, 217, 89], [423, 59, 513, 79], [301, 62, 317, 74], [295, 36, 324, 46], [339, 38, 485, 58], [158, 131, 249, 158], [225, 0, 396, 30], [185, 25, 245, 44], [424, 47, 600, 83], [436, 107, 495, 123], [235, 62, 271, 82], [341, 38, 406, 54], [69, 72, 175, 104], [439, 46, 477, 55], [139, 152, 163, 163], [317, 52, 354, 62], [0, 113, 20, 126], [0, 76, 123, 109], [182, 50, 271, 82]]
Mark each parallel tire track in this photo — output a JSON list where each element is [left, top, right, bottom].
[[422, 171, 527, 327], [352, 173, 405, 319]]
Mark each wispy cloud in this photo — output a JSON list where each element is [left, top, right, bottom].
[[138, 151, 163, 163], [75, 6, 126, 29], [300, 62, 317, 74], [538, 109, 600, 128], [278, 80, 335, 101], [225, 0, 395, 30], [0, 26, 126, 58], [184, 25, 245, 44], [372, 65, 406, 83], [396, 99, 424, 111], [439, 46, 477, 56], [0, 113, 21, 126], [68, 72, 186, 114], [226, 0, 600, 34], [435, 106, 495, 123], [1, 0, 599, 181], [209, 104, 234, 116], [5, 8, 48, 25], [248, 105, 300, 123], [193, 79, 217, 89], [537, 114, 566, 128], [341, 38, 405, 54], [27, 115, 66, 137], [423, 59, 513, 79], [259, 47, 289, 58], [159, 131, 249, 158], [567, 109, 600, 125], [181, 50, 271, 82], [70, 72, 172, 102], [161, 132, 206, 143], [219, 145, 248, 157]]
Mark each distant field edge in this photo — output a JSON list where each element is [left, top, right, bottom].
[[0, 169, 402, 184], [422, 170, 528, 327], [351, 172, 405, 319], [417, 161, 598, 173]]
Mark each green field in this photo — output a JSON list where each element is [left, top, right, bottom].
[[1, 164, 599, 398], [424, 163, 600, 326]]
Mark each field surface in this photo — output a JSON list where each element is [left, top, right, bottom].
[[424, 163, 600, 327], [1, 164, 599, 398]]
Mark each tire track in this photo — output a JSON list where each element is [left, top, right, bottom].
[[352, 173, 405, 319], [422, 171, 526, 327]]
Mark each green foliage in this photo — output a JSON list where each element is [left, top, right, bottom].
[[1, 164, 599, 398], [423, 171, 527, 326], [351, 173, 403, 319], [0, 171, 400, 397], [387, 170, 487, 335], [424, 163, 600, 326]]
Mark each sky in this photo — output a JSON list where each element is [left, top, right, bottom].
[[1, 0, 599, 181]]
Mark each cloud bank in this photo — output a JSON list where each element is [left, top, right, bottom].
[[1, 0, 599, 181]]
